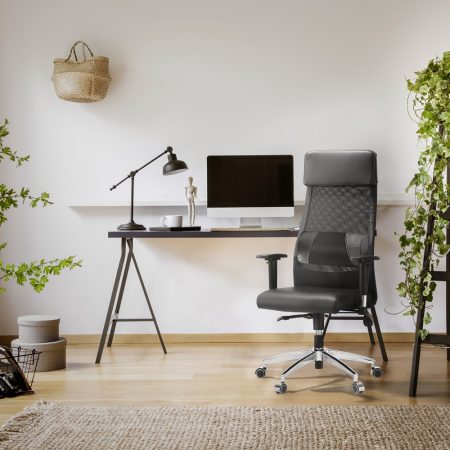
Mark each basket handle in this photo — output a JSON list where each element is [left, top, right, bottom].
[[65, 41, 94, 62]]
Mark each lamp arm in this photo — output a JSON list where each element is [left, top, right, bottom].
[[109, 147, 173, 191]]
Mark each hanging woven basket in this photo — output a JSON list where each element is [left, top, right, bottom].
[[52, 41, 111, 103]]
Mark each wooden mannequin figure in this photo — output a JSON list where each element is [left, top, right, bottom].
[[185, 176, 198, 226]]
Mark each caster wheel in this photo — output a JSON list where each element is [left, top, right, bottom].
[[274, 382, 287, 394], [371, 366, 383, 378], [255, 367, 266, 378], [352, 381, 365, 395]]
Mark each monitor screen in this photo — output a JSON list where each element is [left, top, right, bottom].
[[207, 155, 294, 209]]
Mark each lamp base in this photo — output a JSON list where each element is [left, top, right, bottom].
[[117, 221, 146, 231]]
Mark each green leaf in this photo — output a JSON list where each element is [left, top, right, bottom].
[[418, 329, 429, 340], [398, 50, 450, 336], [0, 119, 81, 294]]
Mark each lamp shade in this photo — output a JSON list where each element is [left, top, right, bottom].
[[163, 149, 188, 175]]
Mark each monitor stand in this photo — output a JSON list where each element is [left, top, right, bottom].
[[239, 217, 262, 228]]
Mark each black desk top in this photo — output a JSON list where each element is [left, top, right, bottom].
[[108, 229, 298, 238]]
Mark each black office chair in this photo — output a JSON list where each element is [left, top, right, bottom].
[[255, 150, 387, 395]]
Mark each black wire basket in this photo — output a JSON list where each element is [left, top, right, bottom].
[[0, 345, 40, 398]]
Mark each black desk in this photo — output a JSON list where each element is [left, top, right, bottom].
[[108, 229, 298, 238], [96, 229, 298, 363]]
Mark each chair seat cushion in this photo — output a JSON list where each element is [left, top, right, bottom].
[[257, 286, 359, 314]]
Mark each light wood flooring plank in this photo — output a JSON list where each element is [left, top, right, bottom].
[[0, 342, 449, 425]]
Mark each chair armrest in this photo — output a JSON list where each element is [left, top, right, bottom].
[[351, 255, 380, 309], [256, 254, 287, 289]]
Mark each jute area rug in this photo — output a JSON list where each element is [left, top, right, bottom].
[[0, 402, 448, 450]]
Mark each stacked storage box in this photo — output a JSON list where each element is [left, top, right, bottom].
[[11, 315, 66, 372]]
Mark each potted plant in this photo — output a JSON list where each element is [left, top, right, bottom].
[[0, 119, 80, 293], [397, 51, 450, 339]]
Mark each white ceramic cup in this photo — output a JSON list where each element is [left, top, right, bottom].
[[161, 215, 183, 227]]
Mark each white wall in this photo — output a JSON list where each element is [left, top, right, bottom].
[[0, 0, 449, 335]]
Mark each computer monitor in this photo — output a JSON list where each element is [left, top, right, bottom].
[[207, 155, 294, 227]]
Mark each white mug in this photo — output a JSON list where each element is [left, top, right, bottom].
[[161, 215, 183, 227]]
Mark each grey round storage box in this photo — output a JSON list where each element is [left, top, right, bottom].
[[18, 315, 60, 343], [11, 337, 66, 372]]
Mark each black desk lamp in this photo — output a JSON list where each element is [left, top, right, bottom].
[[110, 146, 188, 230]]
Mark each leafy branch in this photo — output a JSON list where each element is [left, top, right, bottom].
[[397, 51, 450, 339], [0, 119, 81, 293], [0, 257, 82, 293], [0, 119, 29, 167], [0, 184, 52, 226]]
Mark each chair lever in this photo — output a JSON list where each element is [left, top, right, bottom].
[[277, 314, 313, 322]]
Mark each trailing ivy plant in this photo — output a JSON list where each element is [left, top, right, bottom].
[[0, 119, 81, 293], [397, 51, 450, 339]]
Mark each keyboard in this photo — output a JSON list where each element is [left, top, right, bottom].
[[210, 227, 295, 232]]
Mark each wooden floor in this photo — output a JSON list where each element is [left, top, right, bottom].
[[1, 342, 449, 425]]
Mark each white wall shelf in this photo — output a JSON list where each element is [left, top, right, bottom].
[[67, 194, 414, 208], [68, 199, 207, 207]]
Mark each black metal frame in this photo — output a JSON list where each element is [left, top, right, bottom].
[[409, 156, 450, 396], [0, 346, 40, 397], [95, 238, 167, 364]]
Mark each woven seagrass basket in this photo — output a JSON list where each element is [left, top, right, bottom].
[[52, 41, 111, 103]]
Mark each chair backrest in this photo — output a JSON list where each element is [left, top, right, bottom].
[[293, 150, 378, 306]]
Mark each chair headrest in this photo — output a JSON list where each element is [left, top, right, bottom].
[[303, 150, 377, 187]]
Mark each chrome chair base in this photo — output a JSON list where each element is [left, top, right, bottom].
[[256, 347, 383, 395]]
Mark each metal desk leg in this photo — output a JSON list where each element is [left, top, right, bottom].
[[95, 238, 127, 364], [107, 243, 133, 347], [323, 314, 331, 339], [367, 325, 376, 345], [371, 306, 388, 362], [127, 240, 167, 354]]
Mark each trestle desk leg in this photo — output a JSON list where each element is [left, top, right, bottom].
[[371, 306, 388, 362], [367, 324, 376, 345], [107, 243, 133, 347], [127, 240, 167, 354], [96, 238, 127, 364]]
